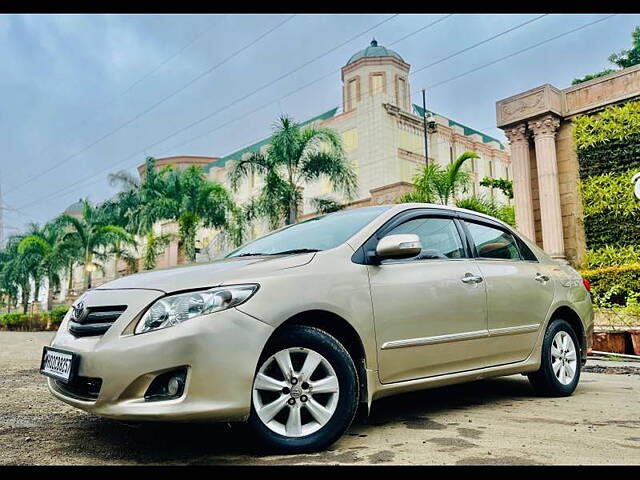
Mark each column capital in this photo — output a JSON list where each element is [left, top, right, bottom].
[[503, 123, 529, 145], [528, 114, 560, 139]]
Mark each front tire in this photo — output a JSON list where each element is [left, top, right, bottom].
[[247, 325, 359, 453], [528, 318, 581, 396]]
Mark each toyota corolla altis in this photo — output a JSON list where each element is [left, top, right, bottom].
[[41, 204, 593, 453]]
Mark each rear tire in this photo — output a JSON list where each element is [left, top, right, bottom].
[[528, 318, 581, 397], [247, 325, 359, 453]]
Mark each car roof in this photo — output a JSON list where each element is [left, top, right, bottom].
[[379, 202, 511, 227]]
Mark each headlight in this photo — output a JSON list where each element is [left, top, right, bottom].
[[134, 284, 258, 334]]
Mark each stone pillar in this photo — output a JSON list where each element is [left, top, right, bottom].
[[504, 123, 536, 241], [528, 114, 565, 259]]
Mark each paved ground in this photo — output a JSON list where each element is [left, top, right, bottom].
[[1, 331, 639, 465]]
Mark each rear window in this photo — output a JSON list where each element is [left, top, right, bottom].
[[464, 221, 522, 260]]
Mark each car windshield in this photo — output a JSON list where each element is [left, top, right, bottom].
[[226, 206, 390, 258]]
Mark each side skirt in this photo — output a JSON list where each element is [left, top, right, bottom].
[[365, 355, 540, 408]]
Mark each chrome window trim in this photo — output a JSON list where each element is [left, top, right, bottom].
[[379, 257, 474, 266]]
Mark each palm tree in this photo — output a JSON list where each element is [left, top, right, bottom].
[[399, 151, 479, 205], [57, 200, 135, 290], [17, 223, 47, 312], [17, 221, 70, 311], [139, 159, 236, 262], [100, 174, 143, 277], [399, 151, 515, 225], [0, 235, 31, 313], [455, 196, 516, 226], [142, 231, 172, 271], [228, 115, 357, 227]]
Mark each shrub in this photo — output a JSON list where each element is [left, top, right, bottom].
[[574, 101, 640, 256], [455, 196, 516, 226], [586, 245, 640, 269], [49, 306, 70, 326], [581, 263, 640, 308], [0, 313, 28, 327], [579, 170, 639, 250], [479, 177, 513, 199], [575, 134, 640, 180], [574, 100, 640, 151], [0, 307, 70, 331]]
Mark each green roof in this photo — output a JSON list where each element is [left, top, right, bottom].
[[204, 107, 339, 172], [412, 104, 505, 150], [346, 39, 404, 65]]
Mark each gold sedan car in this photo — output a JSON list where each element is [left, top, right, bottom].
[[41, 204, 593, 453]]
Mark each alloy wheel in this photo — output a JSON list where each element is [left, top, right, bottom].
[[550, 331, 578, 385], [252, 347, 340, 437]]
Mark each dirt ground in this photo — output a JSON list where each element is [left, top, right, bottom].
[[1, 331, 639, 465]]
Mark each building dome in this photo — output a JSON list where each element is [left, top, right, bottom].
[[346, 39, 404, 65], [64, 199, 84, 213]]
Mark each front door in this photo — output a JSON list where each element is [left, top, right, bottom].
[[368, 214, 490, 384], [461, 219, 556, 366]]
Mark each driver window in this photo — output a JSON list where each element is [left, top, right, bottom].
[[383, 217, 465, 262]]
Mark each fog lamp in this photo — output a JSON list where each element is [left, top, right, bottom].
[[144, 367, 187, 401], [167, 376, 182, 397]]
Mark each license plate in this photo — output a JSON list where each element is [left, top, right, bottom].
[[40, 347, 78, 383]]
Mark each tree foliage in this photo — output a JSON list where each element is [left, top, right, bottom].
[[479, 177, 513, 199], [138, 159, 237, 262], [228, 115, 357, 227], [572, 26, 640, 85]]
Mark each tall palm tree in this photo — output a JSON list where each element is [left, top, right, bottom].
[[0, 235, 31, 313], [139, 159, 236, 262], [17, 223, 47, 312], [99, 174, 143, 277], [57, 200, 135, 290], [228, 115, 357, 227], [18, 221, 71, 311]]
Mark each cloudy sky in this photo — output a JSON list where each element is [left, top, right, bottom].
[[1, 13, 639, 236]]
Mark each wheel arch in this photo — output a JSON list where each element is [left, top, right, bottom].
[[549, 305, 586, 356], [265, 309, 370, 405]]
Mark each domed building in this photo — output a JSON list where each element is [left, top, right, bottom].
[[139, 40, 512, 263]]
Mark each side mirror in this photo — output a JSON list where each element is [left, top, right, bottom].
[[375, 234, 422, 260]]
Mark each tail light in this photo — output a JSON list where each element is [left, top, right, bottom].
[[582, 278, 591, 292]]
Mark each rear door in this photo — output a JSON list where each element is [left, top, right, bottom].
[[459, 216, 555, 365]]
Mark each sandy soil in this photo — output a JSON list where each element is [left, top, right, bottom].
[[1, 331, 639, 465]]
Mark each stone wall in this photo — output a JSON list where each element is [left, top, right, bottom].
[[496, 64, 640, 266]]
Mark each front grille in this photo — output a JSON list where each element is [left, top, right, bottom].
[[54, 376, 103, 401], [69, 305, 127, 337]]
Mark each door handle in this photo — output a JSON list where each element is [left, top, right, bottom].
[[534, 273, 550, 283], [461, 273, 483, 284]]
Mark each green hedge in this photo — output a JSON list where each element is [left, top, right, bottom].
[[0, 306, 69, 331], [581, 264, 640, 309], [574, 100, 640, 260], [576, 134, 640, 180], [586, 245, 640, 269], [574, 100, 640, 152], [49, 306, 70, 326], [584, 212, 640, 250]]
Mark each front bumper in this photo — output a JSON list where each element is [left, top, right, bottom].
[[47, 288, 274, 422]]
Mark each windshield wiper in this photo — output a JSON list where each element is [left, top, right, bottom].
[[270, 248, 322, 255], [233, 252, 267, 257]]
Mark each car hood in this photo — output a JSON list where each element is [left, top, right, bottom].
[[94, 253, 315, 293]]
